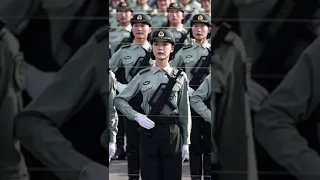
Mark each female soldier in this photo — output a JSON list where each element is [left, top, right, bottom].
[[169, 14, 212, 180], [114, 29, 191, 180], [166, 2, 192, 54]]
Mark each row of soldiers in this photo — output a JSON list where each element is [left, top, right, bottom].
[[2, 0, 320, 180], [107, 0, 216, 180]]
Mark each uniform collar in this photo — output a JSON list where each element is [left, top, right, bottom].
[[122, 24, 132, 32], [152, 63, 173, 74], [195, 41, 211, 49], [168, 25, 185, 32], [132, 41, 151, 50]]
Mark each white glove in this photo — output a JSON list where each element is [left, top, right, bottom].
[[182, 145, 189, 163], [134, 113, 155, 129], [109, 142, 116, 162], [117, 82, 128, 93], [187, 86, 195, 96]]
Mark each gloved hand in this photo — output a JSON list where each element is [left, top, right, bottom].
[[187, 86, 195, 96], [109, 142, 116, 162], [248, 79, 269, 112], [117, 82, 127, 93], [134, 113, 155, 129], [182, 144, 189, 163], [78, 162, 108, 180]]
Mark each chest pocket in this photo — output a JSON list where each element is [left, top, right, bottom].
[[141, 84, 153, 96], [122, 54, 136, 65], [184, 53, 196, 64]]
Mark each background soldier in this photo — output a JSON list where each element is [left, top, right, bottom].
[[166, 2, 191, 54], [150, 0, 171, 32], [114, 29, 191, 180], [170, 14, 211, 180], [0, 20, 29, 180], [100, 70, 119, 162], [133, 0, 153, 14], [109, 13, 154, 180], [109, 2, 134, 55]]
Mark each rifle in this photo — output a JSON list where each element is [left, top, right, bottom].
[[140, 69, 183, 136], [189, 23, 230, 90], [128, 49, 151, 78]]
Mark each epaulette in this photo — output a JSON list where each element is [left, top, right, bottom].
[[121, 45, 131, 49], [109, 28, 117, 32], [139, 68, 150, 75], [182, 44, 193, 50]]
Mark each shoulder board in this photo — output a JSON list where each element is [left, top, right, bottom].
[[109, 28, 117, 32], [182, 44, 193, 50], [139, 68, 150, 75], [121, 45, 131, 49]]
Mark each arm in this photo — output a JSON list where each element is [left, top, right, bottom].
[[254, 52, 320, 180], [108, 71, 118, 143], [114, 73, 142, 120], [14, 45, 100, 180], [109, 48, 122, 72], [190, 75, 211, 123], [178, 73, 192, 145]]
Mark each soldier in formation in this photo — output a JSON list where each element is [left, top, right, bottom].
[[170, 14, 211, 180], [114, 29, 191, 180], [109, 13, 154, 180]]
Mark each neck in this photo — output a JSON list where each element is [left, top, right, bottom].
[[158, 8, 166, 14], [196, 39, 207, 46], [170, 23, 183, 29], [120, 22, 130, 27], [139, 4, 145, 8], [155, 59, 169, 69], [134, 38, 148, 46], [205, 9, 211, 14]]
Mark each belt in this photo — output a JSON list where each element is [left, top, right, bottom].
[[147, 114, 178, 125]]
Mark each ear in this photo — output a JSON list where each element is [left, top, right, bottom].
[[171, 45, 174, 53], [148, 26, 152, 34]]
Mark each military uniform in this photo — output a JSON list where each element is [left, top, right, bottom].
[[109, 13, 154, 180], [109, 2, 134, 56], [0, 22, 28, 180], [15, 39, 109, 180], [100, 69, 119, 161], [180, 0, 202, 29], [254, 38, 320, 180], [166, 2, 192, 54], [190, 73, 211, 123], [170, 14, 212, 180], [150, 0, 170, 32], [114, 29, 191, 180]]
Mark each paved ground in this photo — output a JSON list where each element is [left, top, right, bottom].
[[109, 160, 192, 180]]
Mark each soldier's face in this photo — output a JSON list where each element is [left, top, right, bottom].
[[192, 23, 211, 40], [152, 41, 174, 60], [179, 0, 190, 5], [202, 0, 211, 11], [138, 0, 148, 5], [117, 10, 133, 24], [112, 0, 124, 8], [132, 23, 152, 39], [157, 0, 171, 9], [168, 9, 184, 25]]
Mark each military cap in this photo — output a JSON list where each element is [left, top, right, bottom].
[[190, 14, 211, 27], [151, 29, 175, 45], [116, 1, 133, 11], [167, 2, 184, 12], [130, 14, 152, 27]]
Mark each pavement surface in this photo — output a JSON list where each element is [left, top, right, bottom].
[[109, 160, 192, 180]]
